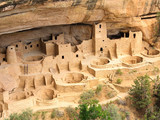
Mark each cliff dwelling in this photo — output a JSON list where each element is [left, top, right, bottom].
[[0, 0, 159, 119], [0, 21, 159, 118]]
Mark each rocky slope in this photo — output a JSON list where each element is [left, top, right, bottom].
[[0, 0, 159, 43]]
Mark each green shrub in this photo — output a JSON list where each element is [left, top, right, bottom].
[[77, 89, 122, 120], [153, 67, 160, 74], [107, 92, 112, 98], [105, 104, 121, 120], [41, 111, 47, 120], [129, 70, 137, 74], [51, 109, 64, 119], [116, 79, 122, 84], [116, 99, 126, 106], [144, 107, 160, 120], [152, 76, 160, 107], [129, 75, 151, 113], [119, 108, 130, 120], [33, 111, 41, 120], [77, 99, 112, 120], [19, 109, 32, 120], [79, 90, 95, 103], [95, 84, 103, 95], [106, 91, 116, 98], [8, 113, 20, 120], [51, 109, 56, 119], [5, 109, 33, 120], [65, 107, 78, 120], [116, 69, 123, 75]]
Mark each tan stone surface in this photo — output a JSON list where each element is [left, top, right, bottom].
[[0, 1, 159, 119], [0, 0, 159, 42]]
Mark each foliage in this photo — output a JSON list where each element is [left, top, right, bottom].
[[51, 109, 64, 119], [144, 75, 160, 119], [77, 89, 123, 120], [19, 109, 33, 120], [7, 113, 20, 120], [77, 101, 123, 120], [119, 108, 130, 120], [152, 76, 160, 107], [33, 111, 41, 120], [65, 106, 78, 120], [116, 78, 122, 84], [106, 92, 113, 98], [51, 109, 56, 119], [105, 104, 122, 120], [95, 84, 103, 95], [5, 109, 33, 120], [129, 70, 137, 74], [41, 111, 47, 120], [129, 75, 151, 112], [51, 110, 56, 119], [123, 111, 130, 120], [106, 91, 116, 99], [79, 90, 95, 103], [153, 67, 160, 74], [77, 99, 112, 120], [116, 69, 123, 75], [116, 99, 126, 106], [144, 107, 160, 120]]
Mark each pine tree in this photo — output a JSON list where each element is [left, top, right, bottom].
[[129, 75, 151, 113]]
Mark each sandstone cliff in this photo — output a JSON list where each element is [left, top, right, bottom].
[[0, 0, 159, 43]]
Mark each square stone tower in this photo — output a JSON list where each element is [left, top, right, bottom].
[[93, 22, 107, 55]]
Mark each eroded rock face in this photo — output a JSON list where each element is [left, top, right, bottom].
[[0, 0, 159, 43], [0, 24, 92, 47]]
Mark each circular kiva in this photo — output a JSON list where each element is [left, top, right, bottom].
[[64, 72, 85, 83], [25, 55, 43, 62], [121, 56, 143, 65], [36, 89, 55, 100]]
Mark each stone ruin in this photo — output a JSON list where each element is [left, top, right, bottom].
[[0, 21, 159, 119]]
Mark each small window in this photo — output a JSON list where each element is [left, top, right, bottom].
[[126, 32, 129, 38], [103, 40, 104, 42], [120, 32, 124, 37], [133, 34, 136, 38], [62, 56, 64, 59], [100, 47, 103, 52], [16, 45, 18, 48], [30, 45, 32, 48], [99, 24, 101, 28], [37, 44, 39, 47], [3, 58, 5, 61], [99, 31, 101, 32], [55, 36, 57, 40], [11, 48, 13, 50], [25, 46, 27, 49], [76, 54, 78, 57]]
